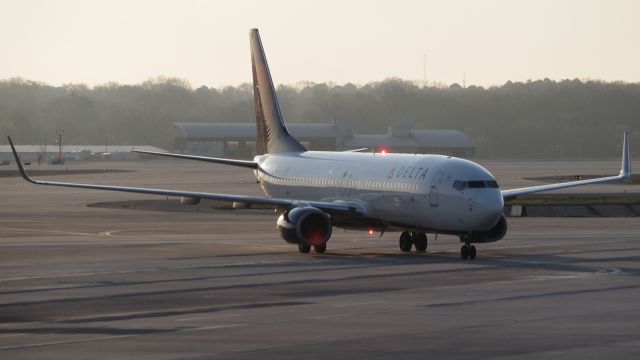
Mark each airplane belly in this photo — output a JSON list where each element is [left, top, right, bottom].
[[366, 193, 431, 229], [369, 189, 473, 233]]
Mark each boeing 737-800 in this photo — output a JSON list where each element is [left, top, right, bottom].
[[8, 29, 632, 259]]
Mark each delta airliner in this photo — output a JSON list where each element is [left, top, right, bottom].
[[8, 29, 632, 259]]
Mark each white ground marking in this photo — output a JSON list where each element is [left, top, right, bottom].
[[174, 313, 244, 322], [0, 335, 137, 351], [305, 313, 356, 320], [180, 323, 246, 332], [0, 226, 94, 236]]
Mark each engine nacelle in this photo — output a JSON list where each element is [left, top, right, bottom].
[[464, 214, 508, 243], [277, 207, 332, 246]]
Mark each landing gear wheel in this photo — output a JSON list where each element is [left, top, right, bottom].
[[313, 244, 327, 253], [298, 244, 311, 253], [412, 232, 428, 252], [469, 245, 477, 260], [399, 231, 413, 252], [460, 245, 469, 259]]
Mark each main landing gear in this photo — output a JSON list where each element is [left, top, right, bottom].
[[298, 244, 327, 254], [398, 231, 428, 253]]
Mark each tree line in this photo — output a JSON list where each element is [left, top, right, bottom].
[[1, 76, 638, 158]]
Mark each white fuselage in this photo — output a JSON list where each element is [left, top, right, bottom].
[[254, 151, 504, 234]]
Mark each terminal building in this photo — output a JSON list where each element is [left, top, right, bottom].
[[0, 123, 474, 164], [174, 121, 475, 158]]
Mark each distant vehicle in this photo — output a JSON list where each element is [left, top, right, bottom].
[[8, 29, 632, 259]]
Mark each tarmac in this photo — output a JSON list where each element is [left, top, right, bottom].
[[1, 159, 639, 359]]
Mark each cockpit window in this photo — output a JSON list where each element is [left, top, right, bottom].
[[453, 180, 500, 190], [486, 180, 499, 188], [453, 180, 467, 191]]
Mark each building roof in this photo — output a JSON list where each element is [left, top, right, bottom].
[[0, 145, 167, 154], [343, 135, 421, 148], [410, 129, 474, 148], [344, 130, 473, 149], [174, 122, 340, 139], [174, 122, 474, 150]]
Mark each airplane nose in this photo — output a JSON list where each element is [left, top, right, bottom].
[[473, 191, 504, 229]]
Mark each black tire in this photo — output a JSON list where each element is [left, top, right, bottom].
[[461, 245, 469, 259], [469, 245, 477, 260], [298, 244, 311, 253], [413, 232, 428, 252], [314, 244, 327, 253], [399, 231, 413, 252]]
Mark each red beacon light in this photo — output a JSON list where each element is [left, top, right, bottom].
[[378, 147, 390, 155], [368, 229, 375, 236]]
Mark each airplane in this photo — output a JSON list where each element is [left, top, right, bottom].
[[7, 28, 632, 260]]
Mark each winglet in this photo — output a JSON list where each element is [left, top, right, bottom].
[[620, 132, 632, 179], [7, 136, 37, 184]]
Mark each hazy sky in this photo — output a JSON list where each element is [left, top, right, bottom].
[[1, 0, 639, 88]]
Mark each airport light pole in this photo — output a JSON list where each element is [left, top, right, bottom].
[[58, 132, 62, 163], [55, 131, 64, 165]]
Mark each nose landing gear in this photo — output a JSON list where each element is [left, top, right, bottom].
[[459, 234, 477, 260], [460, 244, 476, 260]]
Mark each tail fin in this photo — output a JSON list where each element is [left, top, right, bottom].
[[250, 28, 306, 155]]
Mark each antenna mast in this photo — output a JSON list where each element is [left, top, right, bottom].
[[423, 54, 427, 86]]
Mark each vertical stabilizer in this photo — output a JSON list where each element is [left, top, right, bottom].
[[250, 28, 306, 155]]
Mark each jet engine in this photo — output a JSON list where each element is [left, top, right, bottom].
[[277, 207, 332, 246], [465, 214, 508, 243]]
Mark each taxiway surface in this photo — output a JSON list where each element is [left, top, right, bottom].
[[1, 159, 639, 359]]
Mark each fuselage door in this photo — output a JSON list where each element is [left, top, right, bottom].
[[339, 171, 350, 197], [429, 171, 444, 207]]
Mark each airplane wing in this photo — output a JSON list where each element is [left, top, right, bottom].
[[7, 137, 363, 215], [132, 150, 257, 169], [501, 132, 632, 200]]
